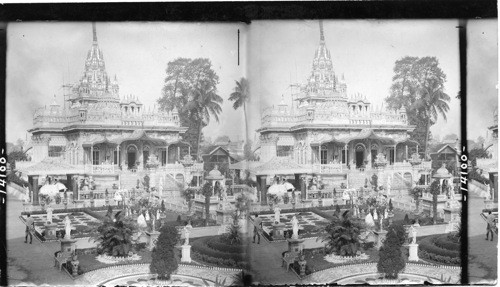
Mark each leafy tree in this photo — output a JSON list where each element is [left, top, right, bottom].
[[243, 140, 257, 160], [429, 180, 441, 223], [7, 150, 27, 170], [150, 224, 180, 280], [385, 56, 450, 158], [229, 77, 250, 145], [469, 147, 490, 167], [403, 213, 410, 225], [388, 198, 393, 212], [214, 135, 231, 143], [221, 212, 242, 245], [201, 182, 213, 225], [319, 211, 364, 256], [158, 58, 222, 158], [377, 228, 406, 279], [476, 136, 485, 148], [443, 133, 458, 141]]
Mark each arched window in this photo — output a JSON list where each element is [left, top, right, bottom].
[[92, 146, 100, 165]]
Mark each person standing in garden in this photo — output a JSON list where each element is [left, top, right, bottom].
[[253, 214, 262, 244], [24, 214, 35, 244], [486, 210, 496, 241]]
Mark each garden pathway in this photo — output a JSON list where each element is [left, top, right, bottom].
[[6, 186, 77, 286], [467, 192, 497, 284], [246, 230, 300, 285]]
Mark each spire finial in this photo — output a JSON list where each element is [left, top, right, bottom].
[[92, 22, 97, 42], [319, 20, 325, 42]]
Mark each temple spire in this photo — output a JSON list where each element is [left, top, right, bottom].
[[319, 20, 325, 42], [92, 22, 97, 43]]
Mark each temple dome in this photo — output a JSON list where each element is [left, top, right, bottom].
[[433, 163, 451, 179], [205, 165, 224, 180]]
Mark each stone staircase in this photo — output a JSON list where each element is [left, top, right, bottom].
[[347, 170, 369, 189], [119, 171, 145, 190]]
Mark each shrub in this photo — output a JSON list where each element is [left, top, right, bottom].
[[150, 224, 180, 280], [418, 249, 461, 265], [378, 228, 405, 279], [207, 237, 244, 254], [434, 234, 460, 251], [419, 235, 460, 258], [191, 237, 245, 262]]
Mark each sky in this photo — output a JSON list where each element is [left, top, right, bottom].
[[6, 22, 248, 143], [248, 20, 462, 142], [466, 19, 498, 141], [6, 20, 467, 145]]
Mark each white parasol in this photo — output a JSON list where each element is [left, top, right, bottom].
[[267, 184, 287, 197], [283, 181, 295, 191], [39, 184, 59, 197], [55, 182, 67, 192]]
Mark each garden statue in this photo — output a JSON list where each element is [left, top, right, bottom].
[[145, 210, 150, 222], [156, 209, 161, 220], [410, 225, 417, 244], [384, 208, 388, 219], [46, 206, 54, 224], [64, 215, 71, 239], [183, 221, 192, 245], [274, 206, 281, 223], [379, 217, 383, 231], [365, 212, 375, 227], [373, 210, 378, 220], [137, 213, 147, 229], [291, 215, 299, 239]]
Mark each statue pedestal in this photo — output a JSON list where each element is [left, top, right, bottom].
[[287, 238, 305, 256], [443, 207, 461, 223], [181, 245, 191, 263], [272, 223, 286, 240], [408, 243, 419, 261], [146, 231, 161, 251], [44, 223, 58, 240], [216, 210, 233, 225], [373, 230, 388, 250], [60, 238, 77, 254]]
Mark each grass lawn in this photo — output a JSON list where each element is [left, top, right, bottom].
[[303, 247, 380, 274], [78, 250, 153, 273]]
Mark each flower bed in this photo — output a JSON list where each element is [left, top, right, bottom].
[[76, 250, 153, 274], [95, 253, 142, 264]]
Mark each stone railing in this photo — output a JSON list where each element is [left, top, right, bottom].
[[422, 193, 447, 202], [312, 163, 345, 174], [86, 164, 117, 174]]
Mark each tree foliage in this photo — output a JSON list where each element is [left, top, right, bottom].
[[469, 147, 490, 167], [377, 228, 406, 279], [229, 77, 250, 144], [7, 150, 28, 170], [92, 213, 137, 257], [319, 211, 364, 256], [150, 224, 180, 280], [158, 58, 222, 158], [385, 56, 451, 158]]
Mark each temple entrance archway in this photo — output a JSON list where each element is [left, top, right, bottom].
[[355, 144, 365, 168], [127, 145, 137, 169]]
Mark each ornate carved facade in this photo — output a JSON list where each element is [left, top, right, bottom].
[[258, 22, 417, 170], [27, 24, 189, 170]]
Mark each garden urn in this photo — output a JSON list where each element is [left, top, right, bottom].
[[71, 258, 79, 277], [298, 255, 307, 276]]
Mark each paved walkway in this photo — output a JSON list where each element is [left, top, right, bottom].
[[6, 186, 78, 286], [245, 229, 300, 285], [468, 192, 498, 284]]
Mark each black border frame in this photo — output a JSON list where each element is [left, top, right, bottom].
[[0, 1, 496, 285]]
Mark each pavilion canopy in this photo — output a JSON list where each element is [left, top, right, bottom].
[[19, 158, 83, 176]]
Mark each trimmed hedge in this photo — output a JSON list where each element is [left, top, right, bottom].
[[418, 249, 461, 265], [21, 205, 120, 216], [250, 205, 348, 216], [433, 234, 460, 251], [206, 237, 244, 254], [419, 235, 460, 259], [191, 251, 248, 269], [191, 237, 245, 262]]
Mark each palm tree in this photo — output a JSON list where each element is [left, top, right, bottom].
[[318, 210, 364, 256], [229, 77, 250, 144], [411, 79, 450, 159], [183, 81, 223, 160]]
